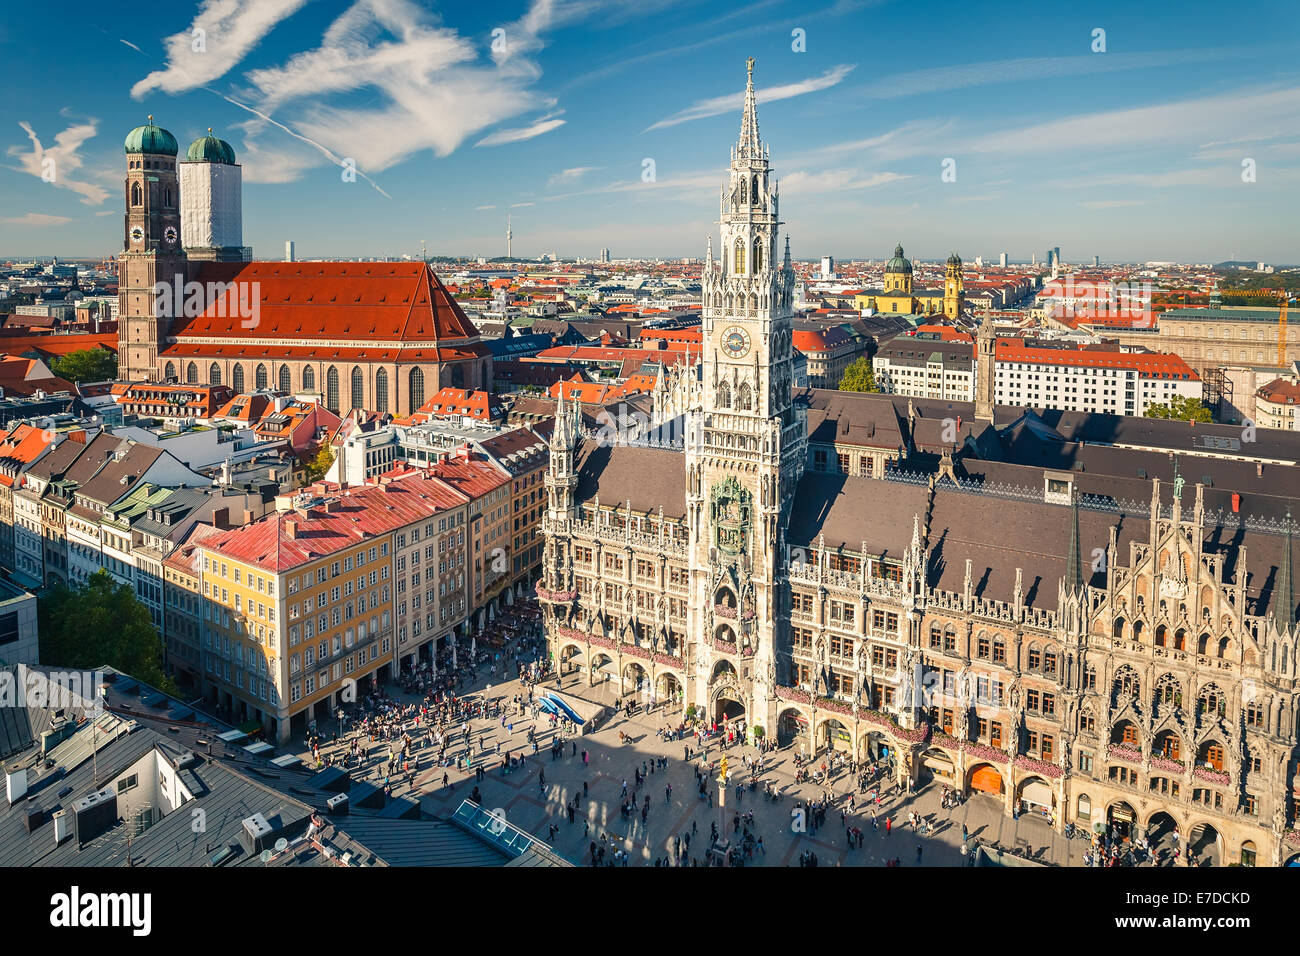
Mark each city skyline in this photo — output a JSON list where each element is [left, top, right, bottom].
[[2, 0, 1299, 261]]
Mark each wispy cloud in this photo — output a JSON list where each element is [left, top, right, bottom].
[[476, 116, 566, 148], [509, 201, 535, 208], [119, 38, 144, 54], [781, 168, 908, 194], [475, 204, 497, 211], [848, 48, 1242, 100], [7, 118, 108, 205], [548, 165, 599, 186], [646, 64, 856, 131], [131, 0, 309, 98], [1, 212, 73, 226]]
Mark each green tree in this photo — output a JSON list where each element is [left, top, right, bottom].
[[302, 442, 335, 483], [38, 569, 176, 693], [50, 348, 117, 383], [838, 355, 879, 393], [1144, 395, 1213, 422]]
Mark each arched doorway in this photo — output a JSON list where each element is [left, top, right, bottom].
[[714, 693, 745, 723], [1146, 811, 1179, 864], [590, 653, 614, 685], [655, 672, 682, 708], [622, 661, 647, 696], [859, 730, 890, 764], [918, 747, 955, 786], [1239, 840, 1256, 867], [558, 644, 583, 677], [967, 763, 1003, 796], [777, 707, 807, 748], [1016, 776, 1055, 818], [817, 718, 851, 754], [1107, 800, 1137, 839], [1188, 822, 1222, 866]]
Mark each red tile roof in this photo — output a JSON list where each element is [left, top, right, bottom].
[[202, 472, 471, 572], [995, 339, 1199, 378], [163, 262, 490, 361]]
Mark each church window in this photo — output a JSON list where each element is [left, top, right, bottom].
[[733, 238, 746, 276], [232, 364, 245, 393], [736, 382, 752, 411], [351, 366, 364, 410], [163, 362, 175, 381], [278, 365, 291, 392], [739, 178, 747, 204], [326, 366, 340, 412], [752, 237, 763, 273], [255, 364, 268, 390], [303, 366, 315, 391], [375, 368, 389, 413], [716, 381, 731, 408], [209, 363, 221, 386], [751, 175, 759, 204], [186, 362, 198, 384], [131, 183, 142, 206], [409, 367, 425, 414]]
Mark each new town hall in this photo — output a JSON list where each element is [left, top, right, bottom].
[[540, 61, 1300, 866]]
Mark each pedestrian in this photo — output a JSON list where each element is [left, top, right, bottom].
[[885, 816, 892, 835]]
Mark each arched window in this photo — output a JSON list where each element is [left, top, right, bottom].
[[164, 187, 173, 207], [1197, 683, 1225, 719], [326, 366, 340, 412], [733, 238, 746, 276], [278, 365, 291, 392], [131, 183, 142, 206], [739, 178, 747, 204], [736, 382, 752, 411], [209, 363, 222, 385], [752, 237, 763, 273], [716, 381, 731, 408], [231, 364, 244, 393], [409, 367, 425, 413], [303, 366, 315, 391], [186, 362, 198, 384], [1113, 665, 1140, 700], [375, 368, 389, 413], [255, 364, 268, 390], [751, 175, 759, 204], [351, 366, 364, 411], [163, 361, 176, 381]]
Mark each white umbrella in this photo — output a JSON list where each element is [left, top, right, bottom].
[[505, 588, 514, 607], [471, 637, 477, 658], [452, 642, 458, 669], [489, 604, 496, 622]]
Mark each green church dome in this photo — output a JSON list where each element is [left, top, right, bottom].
[[947, 251, 962, 267], [124, 117, 178, 156], [185, 130, 237, 165], [885, 243, 912, 274]]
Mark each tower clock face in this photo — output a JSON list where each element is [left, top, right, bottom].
[[130, 226, 144, 243], [163, 225, 178, 245], [721, 326, 751, 359]]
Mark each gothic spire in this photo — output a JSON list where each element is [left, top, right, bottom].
[[1276, 508, 1295, 631], [1064, 489, 1084, 592], [738, 57, 761, 159]]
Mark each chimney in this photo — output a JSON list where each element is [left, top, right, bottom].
[[211, 507, 230, 529], [324, 499, 342, 513], [6, 767, 27, 805], [286, 519, 299, 539]]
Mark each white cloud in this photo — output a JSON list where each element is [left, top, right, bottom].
[[0, 212, 73, 226], [475, 204, 497, 211], [646, 64, 856, 131], [548, 165, 598, 186], [509, 202, 535, 208], [476, 116, 566, 148], [7, 119, 108, 205], [781, 168, 908, 194], [131, 0, 309, 98]]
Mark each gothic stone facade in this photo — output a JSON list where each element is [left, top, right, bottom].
[[539, 61, 1300, 867]]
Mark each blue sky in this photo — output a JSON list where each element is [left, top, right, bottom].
[[3, 0, 1299, 263]]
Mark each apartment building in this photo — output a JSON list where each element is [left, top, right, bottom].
[[873, 338, 976, 401], [994, 339, 1201, 417]]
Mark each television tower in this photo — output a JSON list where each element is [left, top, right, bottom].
[[506, 214, 512, 261]]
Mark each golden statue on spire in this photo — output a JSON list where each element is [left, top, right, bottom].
[[746, 56, 755, 76]]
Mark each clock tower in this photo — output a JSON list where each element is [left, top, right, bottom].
[[685, 59, 805, 732], [119, 118, 186, 382]]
